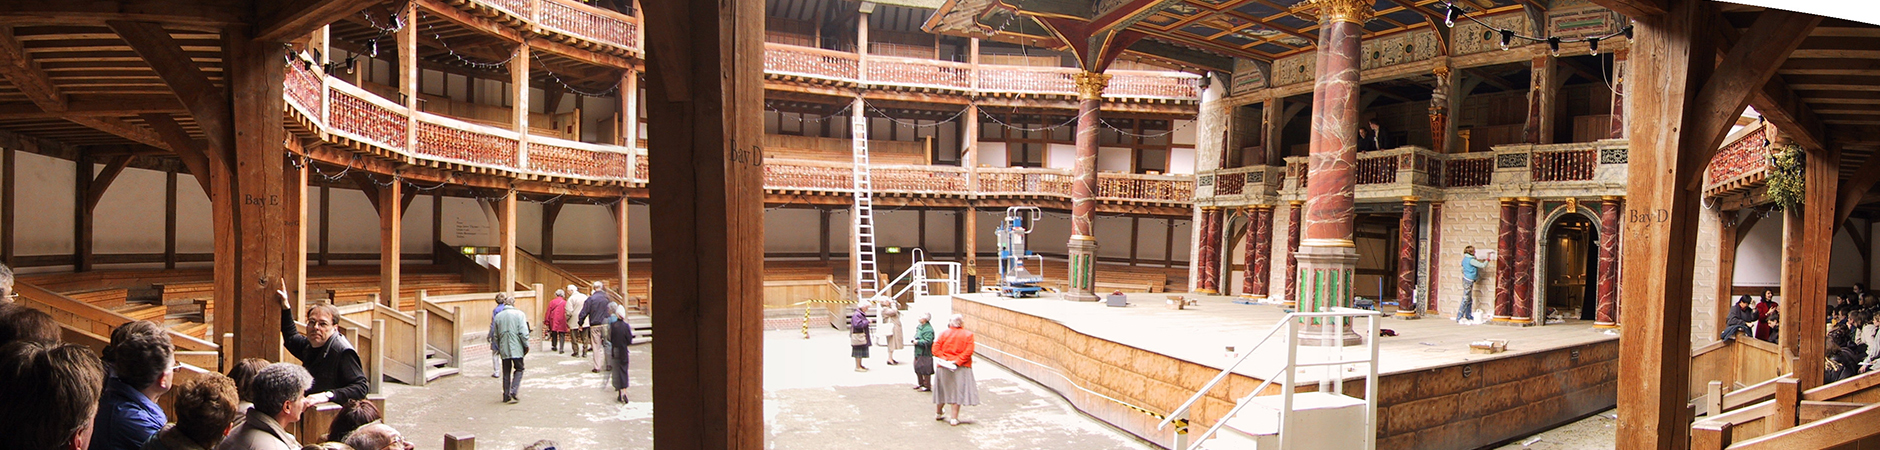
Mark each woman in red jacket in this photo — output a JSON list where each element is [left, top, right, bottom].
[[931, 314, 979, 426]]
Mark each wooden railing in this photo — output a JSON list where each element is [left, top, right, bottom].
[[449, 0, 640, 54], [1531, 147, 1598, 182], [1705, 123, 1774, 194], [977, 168, 1073, 196], [527, 139, 634, 179], [762, 43, 1199, 100], [413, 112, 522, 170], [14, 281, 221, 357], [1445, 155, 1494, 187], [1356, 153, 1397, 185], [1214, 172, 1246, 195], [1097, 172, 1194, 203], [1691, 369, 1880, 449], [758, 158, 1189, 204]]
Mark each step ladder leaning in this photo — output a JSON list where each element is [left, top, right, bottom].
[[851, 96, 880, 300]]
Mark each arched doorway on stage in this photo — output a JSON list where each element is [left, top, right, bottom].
[[1538, 208, 1601, 323]]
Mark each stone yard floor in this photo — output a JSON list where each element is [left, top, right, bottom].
[[384, 297, 1156, 449]]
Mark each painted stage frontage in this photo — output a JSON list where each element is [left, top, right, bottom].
[[950, 292, 1618, 450]]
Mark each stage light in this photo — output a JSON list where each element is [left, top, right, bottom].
[[1547, 37, 1561, 56], [1499, 30, 1513, 50], [1444, 5, 1456, 27]]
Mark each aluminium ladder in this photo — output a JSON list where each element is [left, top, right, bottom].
[[851, 98, 880, 299]]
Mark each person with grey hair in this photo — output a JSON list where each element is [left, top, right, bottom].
[[217, 363, 312, 450], [545, 288, 569, 354], [565, 284, 588, 358], [931, 314, 979, 426], [578, 281, 616, 373], [339, 423, 410, 450], [0, 261, 14, 304], [492, 293, 530, 403], [912, 312, 936, 391]]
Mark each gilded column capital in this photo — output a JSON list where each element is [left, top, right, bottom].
[[1074, 71, 1111, 100], [1432, 65, 1451, 78], [1295, 0, 1375, 25]]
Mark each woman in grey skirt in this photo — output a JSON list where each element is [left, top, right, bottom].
[[850, 302, 872, 372], [931, 314, 978, 426]]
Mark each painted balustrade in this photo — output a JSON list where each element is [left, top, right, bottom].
[[865, 55, 971, 91], [326, 80, 408, 151], [764, 43, 860, 82], [453, 0, 639, 54], [1444, 155, 1494, 187], [1097, 173, 1194, 203], [527, 138, 634, 180], [1355, 153, 1397, 185], [1104, 70, 1205, 100], [976, 66, 1079, 96], [285, 60, 323, 120], [1530, 147, 1598, 182], [1214, 172, 1246, 195], [1706, 123, 1772, 188], [412, 112, 521, 170], [872, 165, 970, 193]]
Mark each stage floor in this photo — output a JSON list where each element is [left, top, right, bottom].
[[952, 292, 1619, 385]]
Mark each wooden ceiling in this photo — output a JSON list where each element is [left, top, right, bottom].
[[0, 23, 218, 149]]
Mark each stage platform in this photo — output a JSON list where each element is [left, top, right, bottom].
[[950, 292, 1618, 450]]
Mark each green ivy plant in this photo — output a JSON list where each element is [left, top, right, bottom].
[[1766, 144, 1805, 212]]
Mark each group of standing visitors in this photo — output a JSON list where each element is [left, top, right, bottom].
[[536, 281, 636, 404], [847, 298, 978, 426]]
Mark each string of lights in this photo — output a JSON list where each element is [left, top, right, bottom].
[[1441, 2, 1633, 57], [419, 11, 519, 71], [531, 51, 623, 97]]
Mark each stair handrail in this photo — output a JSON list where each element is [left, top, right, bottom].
[[1160, 307, 1382, 450], [871, 260, 962, 301]]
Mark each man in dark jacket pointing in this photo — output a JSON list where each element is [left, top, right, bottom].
[[577, 281, 617, 373], [278, 283, 369, 405]]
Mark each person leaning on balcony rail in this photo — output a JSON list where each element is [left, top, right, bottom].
[[1721, 296, 1757, 342], [0, 340, 108, 450], [276, 282, 369, 407]]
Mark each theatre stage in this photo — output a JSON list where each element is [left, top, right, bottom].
[[949, 292, 1619, 450]]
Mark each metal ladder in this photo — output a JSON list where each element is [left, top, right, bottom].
[[851, 98, 880, 299]]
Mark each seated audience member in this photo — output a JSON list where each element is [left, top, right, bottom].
[[0, 340, 108, 450], [1830, 330, 1865, 384], [277, 288, 369, 406], [1754, 296, 1778, 341], [143, 374, 243, 450], [339, 423, 411, 450], [95, 321, 177, 450], [0, 302, 61, 345], [226, 357, 271, 410], [1720, 296, 1756, 341], [218, 363, 313, 450], [325, 400, 381, 443], [300, 444, 353, 450]]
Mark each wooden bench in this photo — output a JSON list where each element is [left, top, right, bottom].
[[66, 288, 129, 309]]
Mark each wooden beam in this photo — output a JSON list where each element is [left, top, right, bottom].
[[0, 96, 185, 120], [1834, 153, 1880, 234], [0, 25, 70, 112], [348, 171, 384, 214], [256, 0, 391, 43], [139, 113, 212, 196], [1677, 11, 1821, 189], [1616, 1, 1714, 447], [1586, 0, 1667, 19], [1714, 12, 1832, 153], [1463, 67, 1520, 91], [541, 200, 562, 262], [110, 20, 234, 157], [1780, 144, 1838, 390], [379, 172, 402, 310], [642, 0, 766, 447], [83, 154, 134, 212], [165, 166, 176, 269]]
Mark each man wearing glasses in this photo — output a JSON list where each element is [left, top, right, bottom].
[[278, 282, 371, 406], [342, 422, 415, 450]]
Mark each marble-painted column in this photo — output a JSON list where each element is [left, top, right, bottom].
[[1294, 0, 1371, 346], [1495, 198, 1515, 322], [1065, 71, 1109, 302], [1596, 196, 1622, 328], [1429, 64, 1451, 154], [1609, 49, 1628, 139], [1195, 207, 1224, 294], [1284, 200, 1303, 307], [1512, 198, 1537, 325], [1428, 202, 1444, 314], [1244, 205, 1273, 299], [1396, 196, 1420, 318]]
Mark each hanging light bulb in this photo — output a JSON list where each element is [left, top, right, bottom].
[[1444, 4, 1457, 27], [1547, 37, 1561, 56], [1499, 30, 1514, 50], [1588, 37, 1600, 55]]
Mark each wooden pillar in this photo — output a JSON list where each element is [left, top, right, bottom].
[[541, 201, 562, 262], [1597, 196, 1622, 329], [379, 175, 402, 310], [1781, 143, 1837, 390], [1165, 218, 1177, 268], [287, 155, 307, 311], [622, 70, 639, 148], [962, 104, 979, 279], [75, 154, 92, 272], [1715, 210, 1738, 334], [1523, 55, 1557, 144], [818, 208, 831, 263], [497, 191, 517, 298], [1609, 49, 1628, 139], [228, 28, 288, 362], [616, 198, 630, 305], [432, 192, 443, 265], [1261, 98, 1281, 165], [397, 1, 418, 156], [512, 44, 532, 169], [165, 167, 177, 269], [318, 183, 330, 266], [642, 0, 766, 447], [1617, 2, 1715, 446]]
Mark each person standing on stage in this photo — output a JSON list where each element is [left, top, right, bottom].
[[1458, 246, 1488, 322]]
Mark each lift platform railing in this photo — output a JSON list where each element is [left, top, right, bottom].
[[1156, 307, 1382, 450]]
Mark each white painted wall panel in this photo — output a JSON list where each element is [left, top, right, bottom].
[[14, 152, 75, 256], [92, 167, 167, 254]]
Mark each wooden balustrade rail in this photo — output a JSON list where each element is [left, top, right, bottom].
[[1531, 148, 1598, 182], [1355, 154, 1397, 185], [1445, 156, 1494, 187]]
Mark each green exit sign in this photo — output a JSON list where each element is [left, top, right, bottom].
[[885, 247, 901, 254]]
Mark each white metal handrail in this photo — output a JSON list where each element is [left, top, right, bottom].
[[872, 260, 962, 302], [1160, 307, 1383, 450]]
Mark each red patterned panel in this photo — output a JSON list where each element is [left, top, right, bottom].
[[328, 89, 406, 151], [873, 167, 968, 192], [1214, 172, 1245, 195], [1706, 127, 1770, 185], [285, 61, 322, 119], [413, 121, 517, 167], [764, 161, 851, 190], [978, 67, 1075, 96], [528, 143, 631, 179]]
